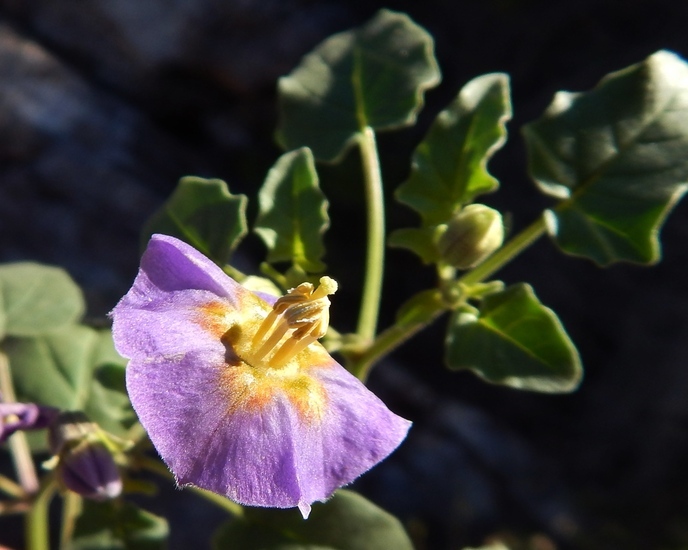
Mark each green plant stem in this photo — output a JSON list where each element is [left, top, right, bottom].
[[25, 477, 57, 550], [0, 472, 26, 499], [60, 491, 82, 548], [351, 215, 548, 378], [350, 302, 447, 381], [136, 455, 244, 517], [356, 127, 386, 342], [0, 350, 39, 495]]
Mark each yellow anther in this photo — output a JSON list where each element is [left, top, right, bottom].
[[246, 276, 338, 368]]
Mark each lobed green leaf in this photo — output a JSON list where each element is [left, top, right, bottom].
[[255, 147, 330, 272], [445, 283, 582, 393], [5, 326, 134, 444], [142, 176, 248, 266], [396, 73, 512, 226], [523, 50, 688, 265], [70, 500, 169, 550], [276, 9, 441, 161], [0, 263, 84, 339], [213, 490, 413, 550]]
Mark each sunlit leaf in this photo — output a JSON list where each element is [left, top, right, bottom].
[[446, 283, 582, 393], [277, 9, 441, 161], [255, 148, 329, 272], [213, 490, 413, 550], [396, 73, 511, 226], [142, 176, 248, 266], [5, 326, 134, 443], [0, 263, 84, 338], [523, 50, 688, 265], [71, 500, 169, 550]]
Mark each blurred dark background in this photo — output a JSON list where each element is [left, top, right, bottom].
[[1, 1, 688, 549]]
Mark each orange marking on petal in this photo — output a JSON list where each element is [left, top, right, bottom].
[[219, 362, 328, 424]]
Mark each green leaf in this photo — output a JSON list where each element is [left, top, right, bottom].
[[445, 283, 582, 393], [5, 326, 134, 443], [70, 500, 169, 550], [387, 227, 441, 264], [255, 148, 329, 272], [213, 490, 413, 550], [396, 73, 512, 226], [0, 263, 84, 338], [276, 9, 441, 161], [142, 176, 248, 266], [522, 50, 688, 265]]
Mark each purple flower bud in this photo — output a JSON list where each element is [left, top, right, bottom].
[[49, 411, 122, 501]]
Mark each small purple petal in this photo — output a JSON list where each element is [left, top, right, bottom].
[[0, 402, 58, 443]]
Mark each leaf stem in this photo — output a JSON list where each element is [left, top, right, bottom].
[[356, 127, 386, 342], [350, 215, 548, 377], [0, 350, 39, 495], [25, 476, 57, 550], [135, 455, 244, 517], [350, 296, 447, 381]]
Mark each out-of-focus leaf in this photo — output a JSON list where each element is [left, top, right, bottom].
[[142, 176, 248, 266], [0, 263, 84, 339], [255, 148, 329, 272], [396, 73, 511, 226], [94, 363, 127, 395], [213, 490, 413, 550], [277, 9, 441, 161], [445, 283, 582, 393], [5, 326, 134, 445], [387, 226, 440, 264], [523, 50, 688, 265], [70, 500, 168, 550]]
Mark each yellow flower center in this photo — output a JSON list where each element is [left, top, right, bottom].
[[199, 277, 338, 422], [243, 276, 337, 370]]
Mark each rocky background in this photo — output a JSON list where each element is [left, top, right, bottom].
[[2, 1, 688, 549]]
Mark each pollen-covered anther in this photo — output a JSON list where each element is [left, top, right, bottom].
[[249, 276, 338, 368]]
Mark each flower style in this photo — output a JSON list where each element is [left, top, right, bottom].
[[111, 234, 411, 518]]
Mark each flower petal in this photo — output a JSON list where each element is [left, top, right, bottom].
[[111, 234, 262, 360]]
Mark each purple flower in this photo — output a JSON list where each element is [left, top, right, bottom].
[[0, 401, 58, 443], [111, 234, 411, 518]]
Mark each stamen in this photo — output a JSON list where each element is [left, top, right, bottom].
[[248, 277, 338, 368]]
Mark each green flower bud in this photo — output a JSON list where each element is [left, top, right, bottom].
[[437, 204, 504, 269]]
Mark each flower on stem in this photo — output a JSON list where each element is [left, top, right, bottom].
[[111, 234, 411, 518], [0, 400, 58, 444]]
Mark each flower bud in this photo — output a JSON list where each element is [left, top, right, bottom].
[[437, 204, 504, 269], [48, 411, 122, 501]]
